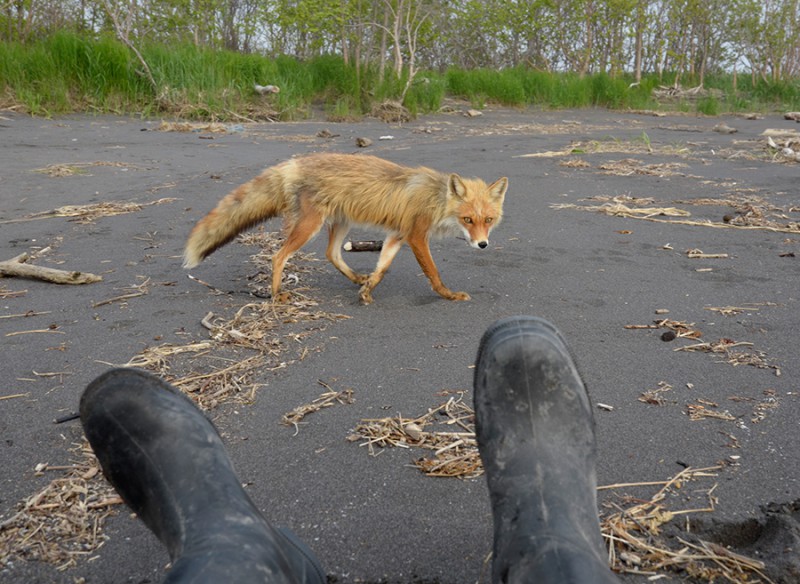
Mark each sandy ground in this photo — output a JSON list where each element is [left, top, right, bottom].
[[1, 106, 799, 583]]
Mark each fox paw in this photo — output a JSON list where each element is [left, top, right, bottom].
[[273, 291, 292, 304], [352, 273, 369, 285], [358, 291, 374, 305], [448, 291, 471, 301]]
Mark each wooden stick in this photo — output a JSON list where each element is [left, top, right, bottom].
[[0, 253, 102, 284], [344, 240, 383, 252]]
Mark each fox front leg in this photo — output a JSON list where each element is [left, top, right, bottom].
[[406, 230, 470, 302]]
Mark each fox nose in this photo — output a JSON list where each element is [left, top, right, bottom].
[[478, 241, 488, 249]]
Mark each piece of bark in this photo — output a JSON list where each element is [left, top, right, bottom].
[[0, 253, 102, 284]]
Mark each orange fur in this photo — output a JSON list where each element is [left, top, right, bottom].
[[184, 153, 507, 304]]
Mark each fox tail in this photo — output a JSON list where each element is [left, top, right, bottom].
[[183, 169, 289, 268]]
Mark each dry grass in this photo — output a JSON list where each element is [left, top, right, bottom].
[[473, 121, 621, 139], [34, 161, 146, 177], [597, 158, 692, 177], [282, 380, 355, 431], [559, 158, 592, 168], [0, 198, 177, 225], [118, 232, 349, 410], [239, 229, 327, 297], [638, 381, 674, 405], [348, 392, 482, 479], [370, 100, 411, 123], [347, 392, 774, 582], [0, 286, 27, 299], [519, 138, 690, 159], [676, 339, 780, 375], [157, 120, 231, 133], [704, 302, 776, 317], [625, 315, 780, 375], [750, 390, 780, 424], [553, 193, 800, 235], [624, 318, 704, 339], [601, 466, 775, 583], [0, 442, 120, 572], [686, 399, 737, 421], [1, 228, 352, 571]]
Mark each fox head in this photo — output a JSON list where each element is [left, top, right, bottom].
[[448, 174, 508, 249]]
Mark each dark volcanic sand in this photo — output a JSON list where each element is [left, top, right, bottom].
[[1, 108, 799, 583]]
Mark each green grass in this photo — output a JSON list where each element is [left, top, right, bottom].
[[445, 67, 658, 110], [2, 32, 799, 119]]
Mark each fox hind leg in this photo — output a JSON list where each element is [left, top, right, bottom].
[[271, 208, 324, 302], [326, 222, 369, 285], [359, 233, 403, 305]]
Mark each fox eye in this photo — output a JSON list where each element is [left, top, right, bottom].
[[462, 217, 473, 224], [485, 217, 494, 224]]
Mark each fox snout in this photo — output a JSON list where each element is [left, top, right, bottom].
[[467, 237, 489, 249]]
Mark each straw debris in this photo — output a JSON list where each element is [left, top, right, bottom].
[[750, 390, 779, 424], [553, 193, 800, 234], [563, 138, 687, 156], [553, 197, 691, 219], [92, 277, 150, 308], [601, 465, 775, 582], [559, 158, 591, 168], [115, 229, 349, 410], [370, 100, 411, 123], [157, 121, 231, 133], [282, 380, 354, 430], [624, 318, 703, 339], [348, 394, 772, 582], [703, 302, 776, 317], [0, 442, 120, 571], [348, 392, 482, 479], [0, 285, 27, 299], [1, 198, 177, 225], [239, 230, 327, 297], [639, 381, 674, 405], [676, 339, 779, 374], [597, 158, 691, 177], [686, 399, 736, 421], [34, 161, 146, 177]]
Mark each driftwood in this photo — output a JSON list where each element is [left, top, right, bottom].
[[0, 253, 102, 285], [344, 240, 384, 252]]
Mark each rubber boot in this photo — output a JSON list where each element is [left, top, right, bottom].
[[473, 316, 621, 584], [80, 368, 325, 584]]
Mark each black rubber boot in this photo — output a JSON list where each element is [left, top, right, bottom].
[[80, 368, 325, 584], [474, 317, 620, 584]]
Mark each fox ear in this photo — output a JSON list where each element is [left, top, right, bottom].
[[448, 174, 468, 200], [488, 177, 508, 200]]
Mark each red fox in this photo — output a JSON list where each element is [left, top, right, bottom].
[[183, 153, 507, 304]]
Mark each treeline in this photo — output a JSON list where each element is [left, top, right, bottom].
[[2, 2, 799, 119], [3, 31, 798, 120], [4, 0, 800, 84]]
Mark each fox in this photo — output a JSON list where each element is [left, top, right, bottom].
[[183, 153, 508, 304]]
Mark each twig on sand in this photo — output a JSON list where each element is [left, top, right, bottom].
[[0, 253, 102, 285]]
